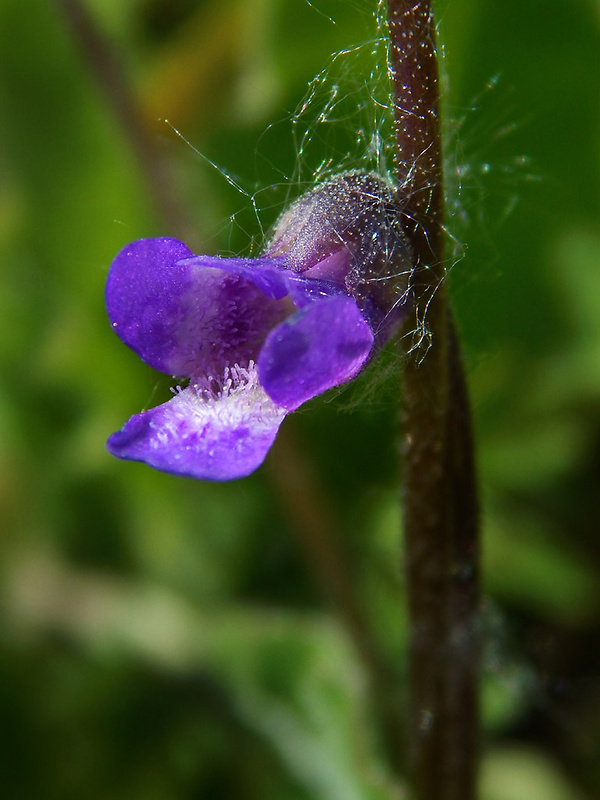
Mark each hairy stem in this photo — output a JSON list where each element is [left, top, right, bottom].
[[386, 2, 480, 799], [52, 0, 191, 240]]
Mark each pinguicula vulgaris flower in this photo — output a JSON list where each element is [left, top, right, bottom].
[[106, 172, 412, 480]]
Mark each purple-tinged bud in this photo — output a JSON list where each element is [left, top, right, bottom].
[[267, 171, 413, 340]]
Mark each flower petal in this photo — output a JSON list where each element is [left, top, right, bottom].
[[258, 295, 374, 410], [107, 363, 286, 481], [283, 274, 346, 308], [178, 253, 289, 299], [106, 238, 290, 377]]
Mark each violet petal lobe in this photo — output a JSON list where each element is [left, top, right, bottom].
[[106, 362, 287, 481], [257, 295, 374, 410], [107, 238, 194, 374], [106, 238, 291, 377], [177, 254, 289, 299]]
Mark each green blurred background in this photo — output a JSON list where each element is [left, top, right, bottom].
[[1, 0, 599, 797]]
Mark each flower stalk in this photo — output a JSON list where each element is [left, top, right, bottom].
[[386, 2, 480, 799]]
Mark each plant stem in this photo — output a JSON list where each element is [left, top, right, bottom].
[[53, 0, 191, 240], [269, 427, 384, 680], [268, 427, 406, 773], [386, 2, 480, 799]]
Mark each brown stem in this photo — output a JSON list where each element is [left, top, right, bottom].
[[52, 0, 191, 240], [268, 427, 405, 765], [387, 2, 480, 799], [387, 0, 444, 257], [268, 426, 376, 667]]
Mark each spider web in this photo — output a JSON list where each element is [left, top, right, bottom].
[[169, 0, 529, 372]]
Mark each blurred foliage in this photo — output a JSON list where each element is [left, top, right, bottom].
[[1, 0, 599, 797]]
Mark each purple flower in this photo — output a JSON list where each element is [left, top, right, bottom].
[[106, 173, 412, 481]]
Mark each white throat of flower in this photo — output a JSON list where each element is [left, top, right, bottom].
[[170, 360, 286, 433]]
